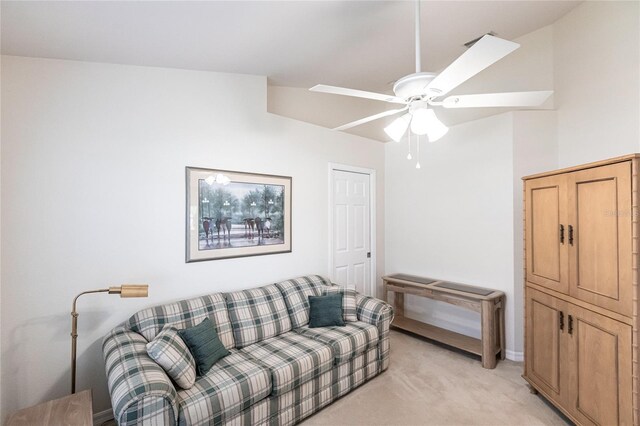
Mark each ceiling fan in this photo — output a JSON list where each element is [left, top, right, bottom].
[[309, 1, 553, 147]]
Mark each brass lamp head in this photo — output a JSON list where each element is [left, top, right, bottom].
[[108, 284, 149, 298]]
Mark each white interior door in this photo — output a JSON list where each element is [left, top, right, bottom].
[[331, 169, 371, 295]]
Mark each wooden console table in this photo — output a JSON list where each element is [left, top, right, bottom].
[[383, 274, 505, 369]]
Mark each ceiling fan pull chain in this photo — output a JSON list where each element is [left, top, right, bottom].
[[415, 0, 421, 73], [416, 135, 421, 169], [407, 131, 412, 160]]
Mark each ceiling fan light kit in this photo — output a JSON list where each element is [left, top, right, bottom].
[[424, 109, 449, 142], [384, 113, 412, 142], [409, 108, 431, 136], [310, 0, 553, 167]]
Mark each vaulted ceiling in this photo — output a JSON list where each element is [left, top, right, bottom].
[[1, 1, 581, 140]]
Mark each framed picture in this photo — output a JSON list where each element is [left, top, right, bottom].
[[186, 167, 292, 262]]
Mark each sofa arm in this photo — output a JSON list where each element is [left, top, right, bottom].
[[356, 295, 394, 371], [103, 325, 179, 425], [356, 294, 394, 329]]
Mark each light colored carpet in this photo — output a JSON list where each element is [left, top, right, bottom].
[[301, 330, 569, 426]]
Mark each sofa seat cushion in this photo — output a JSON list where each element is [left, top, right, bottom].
[[240, 332, 334, 395], [275, 275, 332, 328], [295, 321, 379, 364], [225, 284, 292, 348], [176, 350, 271, 425]]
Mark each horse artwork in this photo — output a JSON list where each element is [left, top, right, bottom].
[[202, 218, 213, 246], [187, 167, 291, 262], [255, 217, 272, 240], [215, 217, 232, 244], [243, 218, 256, 239]]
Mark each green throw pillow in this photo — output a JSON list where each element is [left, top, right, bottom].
[[178, 317, 229, 376], [308, 293, 345, 328]]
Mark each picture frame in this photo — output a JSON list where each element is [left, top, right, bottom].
[[186, 167, 292, 262], [185, 167, 292, 263]]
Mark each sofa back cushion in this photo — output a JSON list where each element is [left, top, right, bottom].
[[127, 293, 235, 350], [275, 275, 332, 328], [225, 284, 292, 348]]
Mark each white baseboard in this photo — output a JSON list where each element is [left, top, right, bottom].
[[93, 408, 114, 425], [506, 349, 524, 362]]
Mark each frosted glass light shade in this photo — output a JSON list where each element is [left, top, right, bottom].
[[384, 113, 412, 142], [410, 108, 430, 136], [424, 109, 449, 142], [410, 108, 449, 141]]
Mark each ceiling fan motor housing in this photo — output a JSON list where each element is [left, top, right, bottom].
[[393, 72, 438, 100]]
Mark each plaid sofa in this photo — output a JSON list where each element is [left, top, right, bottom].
[[103, 275, 394, 425]]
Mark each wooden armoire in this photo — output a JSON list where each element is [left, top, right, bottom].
[[523, 155, 639, 426]]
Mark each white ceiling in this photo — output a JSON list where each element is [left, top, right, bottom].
[[2, 1, 581, 92]]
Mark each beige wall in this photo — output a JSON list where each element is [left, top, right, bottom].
[[554, 0, 640, 166], [0, 55, 385, 418]]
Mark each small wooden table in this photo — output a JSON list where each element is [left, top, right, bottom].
[[383, 274, 506, 369], [6, 389, 93, 426]]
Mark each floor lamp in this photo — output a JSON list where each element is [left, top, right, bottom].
[[71, 284, 149, 393]]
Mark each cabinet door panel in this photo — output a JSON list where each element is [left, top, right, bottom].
[[568, 162, 632, 316], [526, 175, 569, 293], [525, 287, 569, 403], [567, 304, 632, 426]]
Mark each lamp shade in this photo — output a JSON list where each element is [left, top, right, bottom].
[[409, 108, 430, 136], [410, 108, 449, 141], [384, 113, 412, 142], [109, 284, 149, 298], [424, 109, 449, 142]]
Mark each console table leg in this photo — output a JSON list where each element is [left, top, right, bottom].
[[481, 299, 497, 369], [499, 298, 506, 360], [395, 292, 405, 318]]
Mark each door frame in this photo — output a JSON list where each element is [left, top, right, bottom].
[[327, 163, 377, 297]]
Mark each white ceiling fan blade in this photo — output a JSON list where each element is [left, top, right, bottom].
[[426, 35, 520, 97], [442, 91, 553, 108], [310, 84, 407, 105], [333, 107, 408, 131]]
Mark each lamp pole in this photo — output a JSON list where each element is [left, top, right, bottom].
[[70, 285, 148, 393], [71, 289, 109, 394]]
